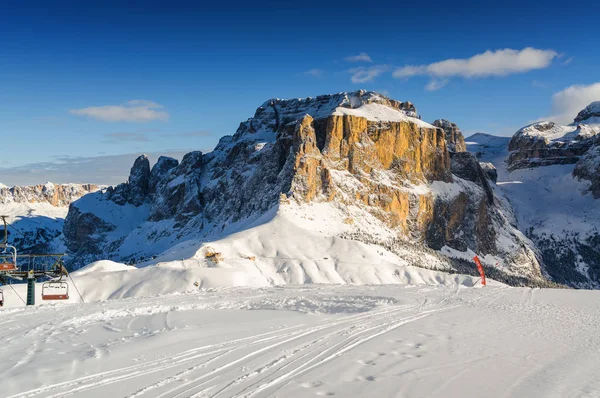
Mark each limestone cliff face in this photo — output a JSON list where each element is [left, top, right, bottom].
[[287, 112, 451, 236], [63, 91, 542, 282]]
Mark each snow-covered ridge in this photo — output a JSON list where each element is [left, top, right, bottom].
[[575, 100, 600, 123], [508, 101, 600, 171], [251, 90, 433, 130]]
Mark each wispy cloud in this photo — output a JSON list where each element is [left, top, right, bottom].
[[345, 52, 373, 63], [70, 100, 170, 122], [425, 79, 449, 91], [349, 65, 388, 83], [304, 68, 325, 78], [393, 48, 558, 88], [540, 82, 600, 124]]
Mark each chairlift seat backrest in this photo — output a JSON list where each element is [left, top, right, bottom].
[[0, 262, 16, 271], [42, 281, 69, 301]]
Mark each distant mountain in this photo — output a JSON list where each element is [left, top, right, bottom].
[[0, 183, 101, 253], [467, 103, 600, 288]]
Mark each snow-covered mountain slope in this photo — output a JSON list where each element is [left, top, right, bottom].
[[0, 183, 100, 252], [1, 285, 599, 398], [467, 120, 600, 288], [61, 90, 547, 287]]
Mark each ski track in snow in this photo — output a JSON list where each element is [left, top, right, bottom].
[[1, 285, 599, 398]]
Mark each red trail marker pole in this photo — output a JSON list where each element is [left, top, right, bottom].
[[472, 256, 487, 286]]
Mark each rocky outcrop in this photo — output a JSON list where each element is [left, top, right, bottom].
[[574, 143, 600, 198], [479, 162, 498, 183], [149, 156, 179, 193], [106, 155, 151, 206], [450, 152, 494, 204], [0, 183, 100, 206], [433, 119, 466, 152], [63, 204, 116, 256], [63, 90, 542, 282]]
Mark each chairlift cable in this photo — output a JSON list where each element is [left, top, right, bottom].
[[68, 273, 85, 303], [8, 224, 27, 239], [8, 283, 26, 305]]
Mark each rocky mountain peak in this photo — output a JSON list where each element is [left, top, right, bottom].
[[432, 119, 466, 153], [574, 101, 600, 123], [62, 90, 545, 285]]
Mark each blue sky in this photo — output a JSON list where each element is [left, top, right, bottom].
[[1, 0, 599, 185]]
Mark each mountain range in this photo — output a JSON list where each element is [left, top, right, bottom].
[[3, 91, 599, 289]]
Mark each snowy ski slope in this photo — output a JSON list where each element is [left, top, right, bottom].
[[0, 285, 599, 398]]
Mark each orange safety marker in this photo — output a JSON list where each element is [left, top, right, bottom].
[[472, 256, 487, 286]]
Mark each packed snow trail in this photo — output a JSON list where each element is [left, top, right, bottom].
[[1, 285, 599, 398]]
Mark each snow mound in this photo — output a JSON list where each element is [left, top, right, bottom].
[[2, 202, 495, 307], [515, 121, 579, 143], [332, 102, 433, 128], [75, 260, 137, 275]]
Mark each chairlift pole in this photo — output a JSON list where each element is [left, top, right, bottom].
[[26, 270, 35, 306]]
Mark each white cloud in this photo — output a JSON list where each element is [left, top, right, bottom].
[[345, 52, 373, 63], [70, 100, 170, 122], [304, 68, 324, 77], [425, 79, 449, 91], [562, 56, 573, 65], [392, 65, 427, 78], [545, 82, 600, 124], [349, 65, 388, 83], [393, 48, 558, 82]]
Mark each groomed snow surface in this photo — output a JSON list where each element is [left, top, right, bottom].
[[1, 285, 599, 398]]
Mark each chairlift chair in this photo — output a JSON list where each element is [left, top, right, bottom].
[[41, 280, 69, 301], [0, 245, 17, 271]]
